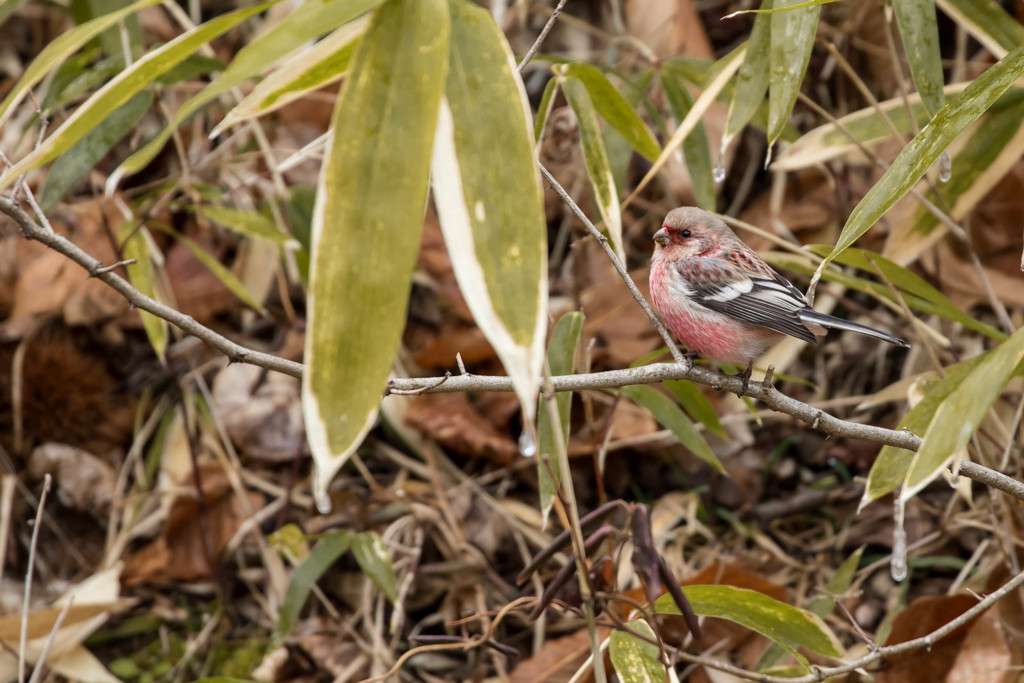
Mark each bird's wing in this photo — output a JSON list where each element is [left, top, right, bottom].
[[675, 257, 818, 343]]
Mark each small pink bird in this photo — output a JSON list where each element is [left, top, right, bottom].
[[649, 207, 908, 386]]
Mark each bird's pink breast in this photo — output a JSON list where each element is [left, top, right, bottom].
[[649, 258, 781, 365]]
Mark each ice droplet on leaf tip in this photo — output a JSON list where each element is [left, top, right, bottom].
[[938, 150, 952, 182], [519, 430, 537, 458], [314, 485, 333, 514], [891, 527, 908, 581], [712, 159, 726, 183]]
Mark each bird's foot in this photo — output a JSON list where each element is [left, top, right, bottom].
[[738, 362, 753, 396]]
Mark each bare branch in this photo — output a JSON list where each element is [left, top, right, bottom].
[[517, 0, 569, 73], [0, 197, 303, 379]]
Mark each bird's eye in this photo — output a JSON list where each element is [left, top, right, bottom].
[[680, 229, 692, 238]]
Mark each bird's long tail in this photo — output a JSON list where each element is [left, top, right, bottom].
[[798, 309, 910, 348]]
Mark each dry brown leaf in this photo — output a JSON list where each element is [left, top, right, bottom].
[[9, 200, 126, 328], [509, 625, 610, 683], [212, 363, 305, 463], [877, 594, 981, 683], [404, 392, 518, 465], [944, 609, 1012, 683], [26, 442, 117, 514], [124, 463, 264, 584]]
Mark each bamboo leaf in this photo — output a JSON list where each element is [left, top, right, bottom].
[[203, 205, 299, 248], [0, 1, 277, 192], [935, 0, 1024, 59], [560, 74, 625, 262], [812, 46, 1024, 288], [0, 0, 162, 130], [560, 63, 661, 162], [660, 69, 716, 210], [628, 47, 745, 204], [657, 585, 843, 667], [118, 221, 167, 359], [621, 385, 724, 473], [772, 83, 972, 171], [275, 530, 352, 644], [725, 0, 772, 144], [893, 0, 945, 117], [303, 0, 449, 512], [533, 75, 559, 143], [108, 0, 384, 191], [902, 329, 1024, 501], [213, 17, 367, 132], [885, 90, 1024, 264], [664, 379, 726, 438], [538, 312, 584, 523], [39, 91, 152, 210], [609, 620, 665, 683], [432, 0, 547, 430], [350, 532, 398, 603], [767, 0, 820, 146]]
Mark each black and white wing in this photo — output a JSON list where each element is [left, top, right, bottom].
[[676, 257, 818, 343]]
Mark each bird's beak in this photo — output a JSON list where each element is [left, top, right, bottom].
[[653, 227, 670, 247]]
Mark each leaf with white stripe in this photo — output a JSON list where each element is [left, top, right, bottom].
[[767, 0, 821, 147], [0, 1, 277, 192], [560, 73, 625, 263], [303, 0, 449, 512], [108, 0, 384, 191], [431, 0, 547, 428]]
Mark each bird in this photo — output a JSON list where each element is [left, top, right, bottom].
[[649, 207, 909, 389]]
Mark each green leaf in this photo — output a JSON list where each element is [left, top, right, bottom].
[[767, 249, 1005, 341], [560, 74, 625, 262], [902, 327, 1024, 500], [0, 1, 277, 192], [813, 45, 1024, 285], [275, 530, 353, 644], [863, 353, 989, 502], [660, 69, 716, 210], [203, 205, 298, 248], [350, 532, 398, 603], [560, 63, 661, 162], [118, 221, 167, 359], [772, 83, 974, 171], [758, 546, 864, 670], [886, 90, 1024, 264], [38, 90, 151, 210], [214, 18, 366, 132], [725, 0, 772, 143], [893, 0, 945, 117], [533, 76, 559, 143], [629, 47, 745, 203], [663, 380, 726, 438], [609, 620, 666, 683], [303, 0, 449, 511], [935, 0, 1024, 58], [657, 585, 843, 668], [621, 385, 724, 473], [431, 0, 547, 424], [149, 224, 268, 314], [538, 312, 584, 521], [767, 0, 821, 147], [0, 0, 162, 130], [108, 0, 385, 191]]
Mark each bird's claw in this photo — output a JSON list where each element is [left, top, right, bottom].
[[738, 362, 753, 396]]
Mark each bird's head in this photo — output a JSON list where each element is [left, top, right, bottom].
[[653, 207, 733, 260]]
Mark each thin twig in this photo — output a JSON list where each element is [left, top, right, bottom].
[[0, 197, 303, 379], [538, 164, 687, 366], [518, 0, 570, 73], [19, 474, 51, 683]]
